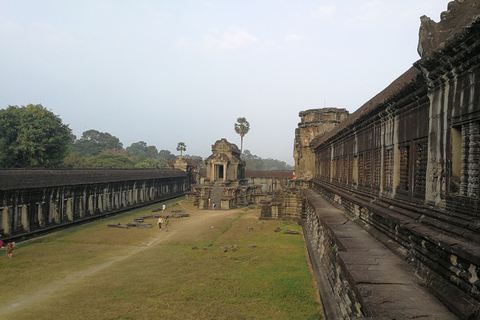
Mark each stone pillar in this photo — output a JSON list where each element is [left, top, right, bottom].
[[211, 163, 215, 182], [425, 89, 447, 207], [88, 195, 94, 215], [98, 194, 103, 213], [66, 198, 73, 221], [78, 198, 84, 219], [468, 121, 480, 197], [2, 206, 10, 235], [50, 201, 60, 223], [460, 123, 470, 195], [38, 203, 45, 227]]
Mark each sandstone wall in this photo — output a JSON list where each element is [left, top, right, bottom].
[[304, 2, 480, 318]]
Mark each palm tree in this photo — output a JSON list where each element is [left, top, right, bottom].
[[176, 142, 186, 156], [234, 117, 250, 154]]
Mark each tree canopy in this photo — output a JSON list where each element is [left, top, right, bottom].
[[126, 141, 149, 156], [0, 104, 72, 168], [71, 129, 123, 157], [176, 142, 186, 156], [158, 149, 176, 161], [86, 153, 135, 169], [134, 158, 167, 169], [234, 117, 250, 154], [242, 150, 294, 171]]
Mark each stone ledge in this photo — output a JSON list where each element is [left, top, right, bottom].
[[304, 189, 458, 319]]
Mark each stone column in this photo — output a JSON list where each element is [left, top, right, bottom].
[[38, 203, 45, 227], [2, 206, 10, 235], [66, 198, 73, 221], [88, 195, 94, 215], [460, 123, 469, 195], [211, 163, 215, 182], [468, 121, 480, 197]]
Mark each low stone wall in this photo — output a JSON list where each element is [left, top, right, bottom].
[[260, 179, 308, 220], [245, 170, 293, 194]]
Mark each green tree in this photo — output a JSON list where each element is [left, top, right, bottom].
[[126, 141, 149, 157], [134, 158, 167, 169], [241, 150, 294, 171], [158, 149, 175, 161], [242, 150, 265, 170], [86, 153, 134, 169], [176, 142, 186, 156], [0, 104, 72, 168], [234, 117, 250, 155], [72, 129, 123, 156], [263, 158, 294, 170], [148, 145, 158, 158], [63, 152, 87, 168]]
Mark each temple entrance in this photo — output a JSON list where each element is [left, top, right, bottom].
[[216, 164, 224, 180]]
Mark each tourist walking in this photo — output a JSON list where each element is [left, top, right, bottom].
[[6, 242, 14, 258], [157, 216, 164, 231], [165, 216, 169, 232]]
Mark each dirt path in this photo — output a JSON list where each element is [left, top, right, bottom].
[[0, 202, 249, 318]]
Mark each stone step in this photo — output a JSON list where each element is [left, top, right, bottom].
[[209, 187, 224, 207]]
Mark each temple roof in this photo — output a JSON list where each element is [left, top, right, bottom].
[[311, 67, 422, 148], [0, 169, 186, 190], [418, 0, 480, 59], [211, 138, 241, 155]]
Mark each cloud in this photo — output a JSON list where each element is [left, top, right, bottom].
[[197, 27, 268, 53], [311, 6, 336, 21], [362, 1, 388, 21], [220, 28, 259, 49], [175, 38, 190, 49], [284, 34, 305, 42]]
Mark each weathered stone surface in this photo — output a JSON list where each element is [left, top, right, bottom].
[[303, 190, 458, 319], [418, 0, 480, 59], [107, 223, 120, 227], [293, 108, 349, 180]]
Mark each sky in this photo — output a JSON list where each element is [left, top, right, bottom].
[[0, 1, 449, 165]]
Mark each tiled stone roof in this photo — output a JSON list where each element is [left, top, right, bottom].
[[0, 169, 187, 190]]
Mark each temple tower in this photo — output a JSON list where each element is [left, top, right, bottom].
[[293, 108, 349, 180], [205, 138, 246, 186]]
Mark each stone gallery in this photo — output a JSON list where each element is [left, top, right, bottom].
[[278, 1, 480, 319], [0, 169, 188, 239]]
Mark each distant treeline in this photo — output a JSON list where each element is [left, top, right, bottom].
[[242, 150, 294, 171], [0, 104, 293, 170]]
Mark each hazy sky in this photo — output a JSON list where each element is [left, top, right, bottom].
[[0, 1, 448, 165]]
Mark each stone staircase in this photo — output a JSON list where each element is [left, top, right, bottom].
[[209, 186, 224, 208]]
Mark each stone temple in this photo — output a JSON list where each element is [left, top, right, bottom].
[[185, 138, 264, 209]]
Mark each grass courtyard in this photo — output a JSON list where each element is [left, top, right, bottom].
[[0, 198, 323, 320]]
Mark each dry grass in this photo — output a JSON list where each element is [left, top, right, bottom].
[[0, 198, 322, 320]]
